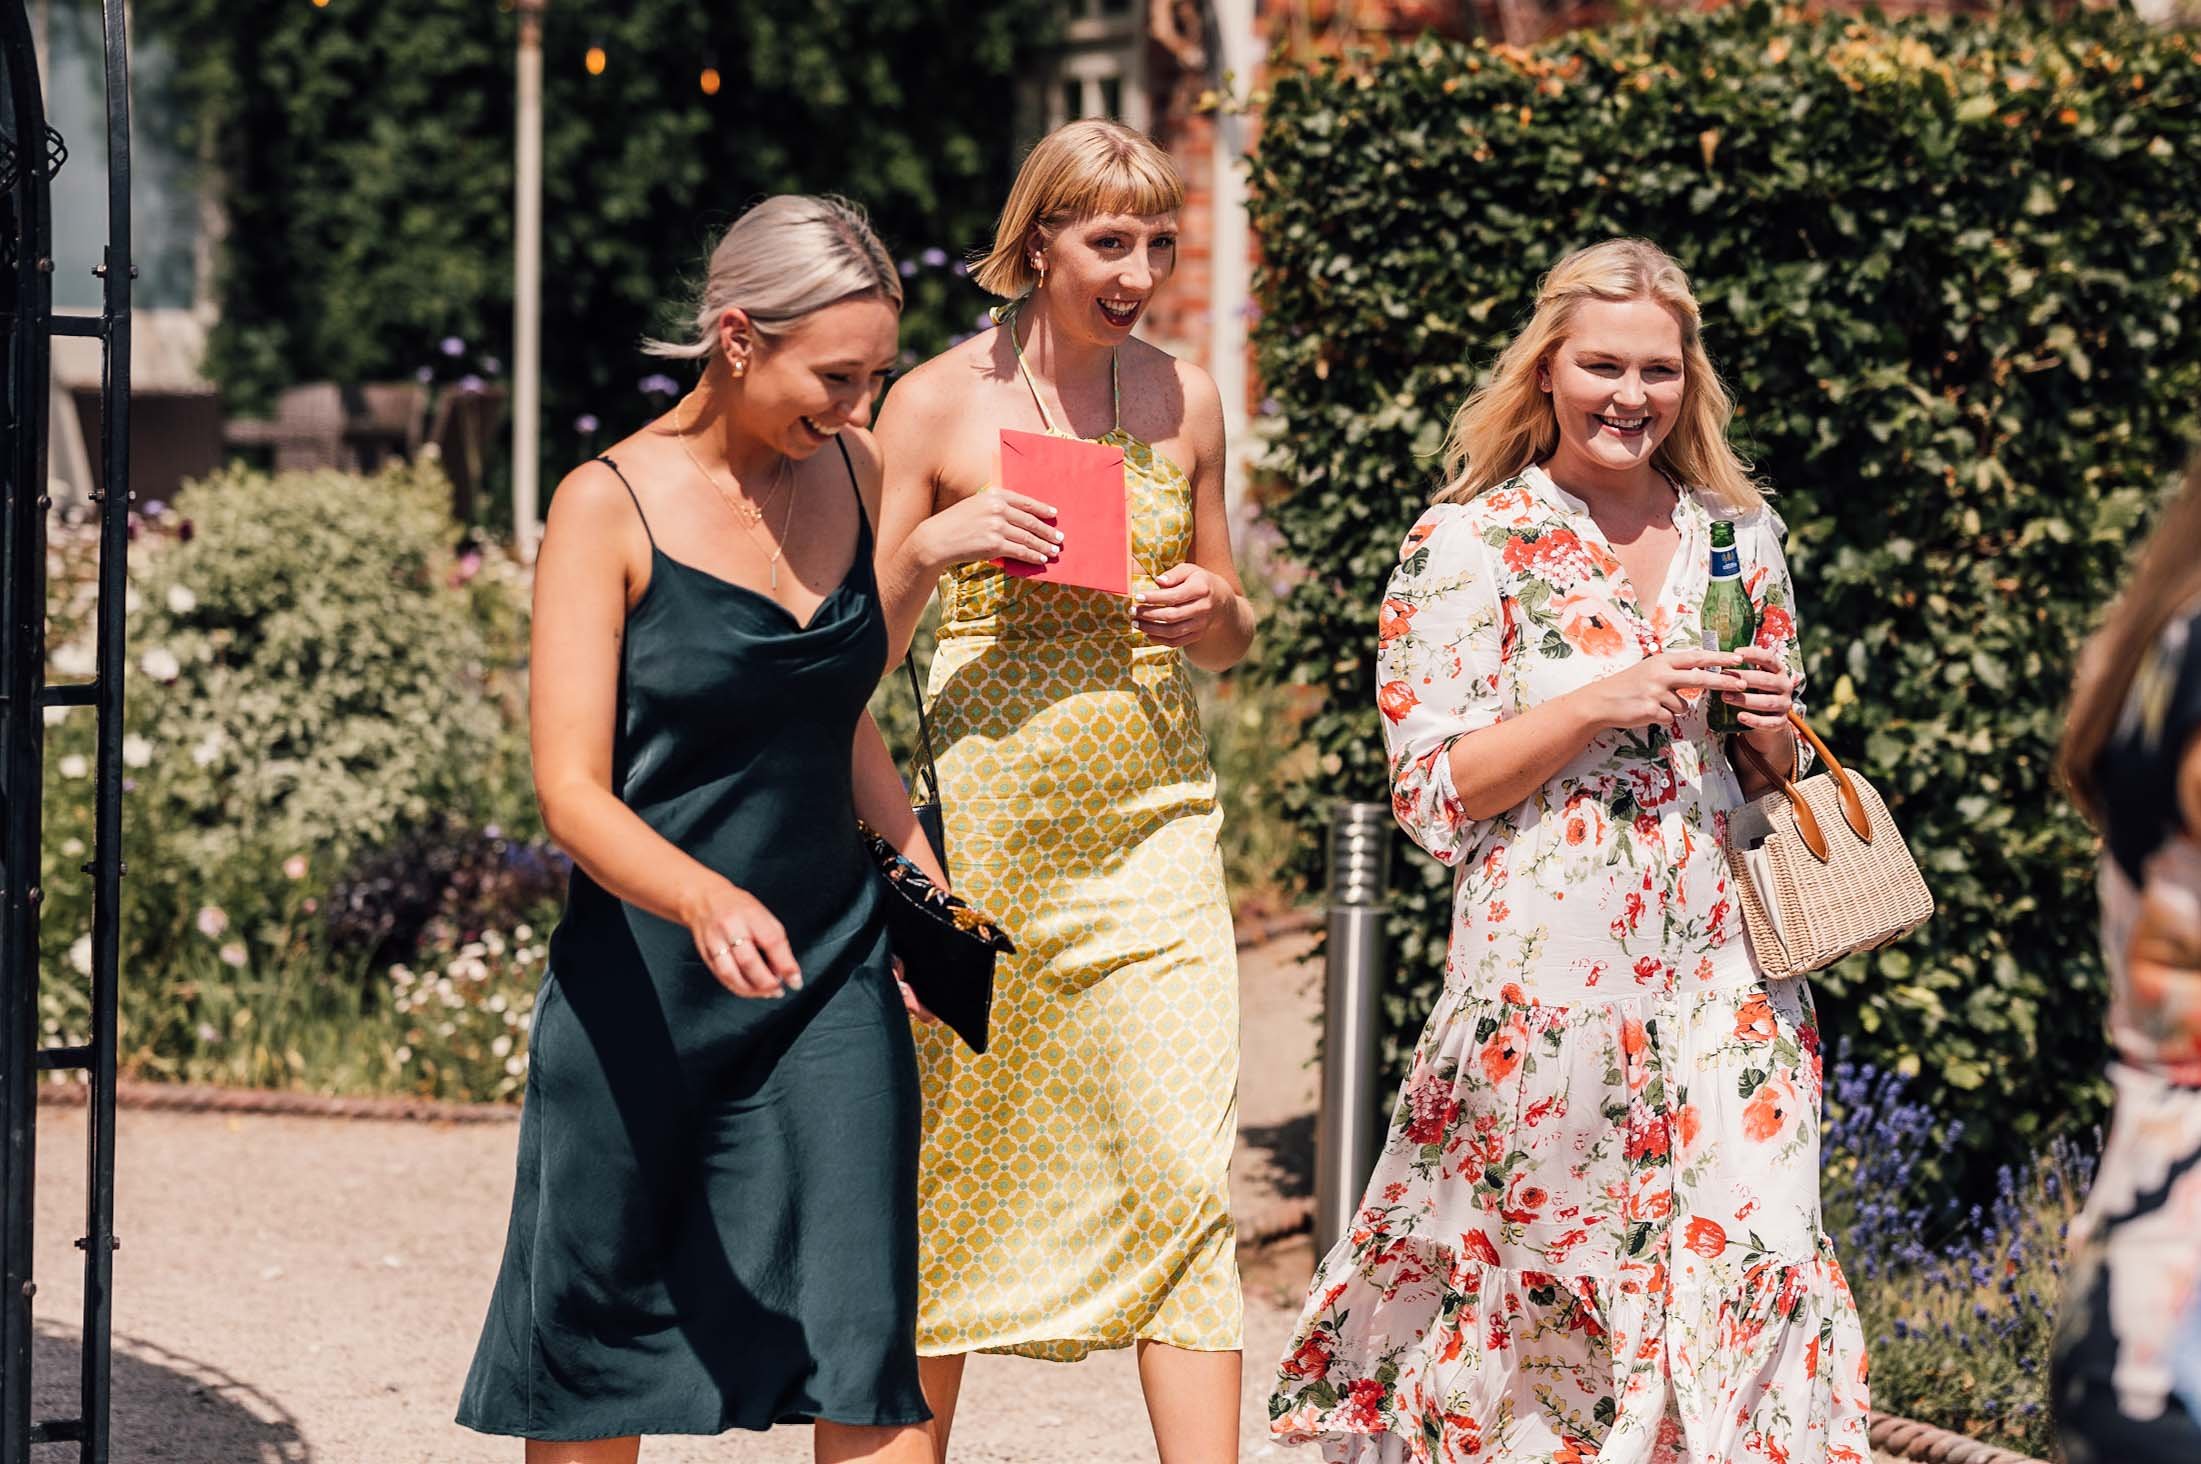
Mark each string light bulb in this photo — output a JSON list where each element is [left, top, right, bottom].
[[700, 66, 722, 96], [584, 43, 607, 76], [311, 0, 330, 8]]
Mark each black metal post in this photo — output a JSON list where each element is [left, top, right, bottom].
[[76, 5, 130, 1456], [0, 4, 129, 1458], [0, 6, 55, 1450]]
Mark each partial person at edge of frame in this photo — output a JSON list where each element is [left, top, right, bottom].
[[1268, 237, 1873, 1463], [456, 194, 940, 1464], [2053, 450, 2201, 1464], [872, 118, 1255, 1463]]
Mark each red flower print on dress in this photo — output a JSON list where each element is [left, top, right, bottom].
[[1400, 518, 1439, 561], [1378, 596, 1417, 643], [1461, 1229, 1502, 1268], [1342, 1377, 1388, 1431], [1621, 1019, 1648, 1056], [1502, 527, 1604, 585], [1677, 1103, 1703, 1152], [1281, 1331, 1333, 1380], [1377, 679, 1419, 724], [1684, 1217, 1729, 1258], [1743, 1076, 1797, 1142], [1756, 604, 1796, 651], [1479, 1018, 1529, 1083], [1625, 1121, 1671, 1163], [1404, 1076, 1460, 1146], [1551, 590, 1629, 658], [1632, 955, 1666, 986], [1734, 991, 1779, 1043]]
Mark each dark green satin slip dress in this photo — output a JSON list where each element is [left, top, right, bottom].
[[457, 443, 927, 1439]]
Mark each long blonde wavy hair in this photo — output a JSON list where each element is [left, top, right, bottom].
[[1436, 239, 1764, 514]]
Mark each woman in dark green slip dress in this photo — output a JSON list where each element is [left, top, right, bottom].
[[457, 195, 944, 1464]]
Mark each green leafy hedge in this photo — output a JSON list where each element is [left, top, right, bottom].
[[1246, 3, 2201, 1181]]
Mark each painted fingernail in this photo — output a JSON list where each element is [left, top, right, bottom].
[[1052, 530, 1065, 542]]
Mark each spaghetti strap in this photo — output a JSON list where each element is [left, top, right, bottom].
[[1006, 298, 1119, 438], [832, 434, 873, 548], [594, 454, 657, 551]]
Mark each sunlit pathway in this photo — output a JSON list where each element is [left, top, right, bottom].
[[22, 935, 1324, 1462]]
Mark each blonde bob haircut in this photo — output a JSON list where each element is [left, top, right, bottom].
[[1436, 238, 1765, 515], [972, 120, 1185, 299], [643, 194, 901, 360]]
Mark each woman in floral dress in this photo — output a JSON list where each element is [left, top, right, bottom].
[[1270, 239, 1870, 1463]]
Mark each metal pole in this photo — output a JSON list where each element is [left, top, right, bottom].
[[77, 4, 132, 1455], [0, 11, 57, 1451], [1314, 801, 1393, 1259], [1205, 0, 1253, 532], [510, 0, 544, 560]]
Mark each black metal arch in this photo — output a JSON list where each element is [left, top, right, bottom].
[[0, 2, 132, 1459]]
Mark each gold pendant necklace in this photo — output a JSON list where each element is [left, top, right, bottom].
[[679, 433, 796, 589]]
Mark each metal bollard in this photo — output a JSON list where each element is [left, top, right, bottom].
[[1314, 801, 1394, 1260]]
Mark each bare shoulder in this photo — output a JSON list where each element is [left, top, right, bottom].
[[541, 455, 650, 570], [883, 335, 997, 419]]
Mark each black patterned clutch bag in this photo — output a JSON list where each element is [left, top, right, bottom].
[[859, 823, 1012, 1054]]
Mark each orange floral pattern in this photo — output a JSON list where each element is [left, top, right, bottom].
[[1270, 467, 1863, 1463]]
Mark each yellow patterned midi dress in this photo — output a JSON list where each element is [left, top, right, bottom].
[[912, 338, 1243, 1362]]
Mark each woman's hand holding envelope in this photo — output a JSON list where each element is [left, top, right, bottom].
[[912, 487, 1064, 571], [1133, 563, 1233, 647]]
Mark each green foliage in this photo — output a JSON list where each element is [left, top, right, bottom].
[[1246, 5, 2201, 1184], [132, 0, 1061, 495], [131, 462, 511, 860], [35, 465, 535, 1088]]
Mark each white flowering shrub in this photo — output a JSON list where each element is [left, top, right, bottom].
[[34, 463, 542, 1095]]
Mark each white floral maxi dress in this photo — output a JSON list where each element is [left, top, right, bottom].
[[1270, 466, 1870, 1464]]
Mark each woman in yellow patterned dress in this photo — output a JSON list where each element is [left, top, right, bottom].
[[874, 119, 1255, 1460]]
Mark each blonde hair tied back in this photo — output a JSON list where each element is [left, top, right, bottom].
[[972, 120, 1185, 300], [1436, 238, 1764, 515], [643, 194, 902, 361]]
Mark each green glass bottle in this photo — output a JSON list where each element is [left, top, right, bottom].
[[1701, 519, 1755, 735]]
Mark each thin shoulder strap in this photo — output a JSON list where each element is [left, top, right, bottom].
[[594, 455, 657, 551], [834, 435, 941, 801], [1006, 298, 1118, 437], [833, 435, 871, 545]]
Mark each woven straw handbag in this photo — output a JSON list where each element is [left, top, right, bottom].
[[1725, 711, 1935, 977]]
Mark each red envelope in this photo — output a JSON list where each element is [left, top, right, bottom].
[[995, 428, 1131, 596]]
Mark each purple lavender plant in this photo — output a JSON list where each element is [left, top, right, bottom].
[[1821, 1044, 2097, 1459]]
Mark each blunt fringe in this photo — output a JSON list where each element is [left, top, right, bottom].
[[972, 120, 1184, 299]]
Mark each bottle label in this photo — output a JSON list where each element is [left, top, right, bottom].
[[1709, 545, 1741, 579]]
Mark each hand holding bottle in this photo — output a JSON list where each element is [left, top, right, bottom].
[[1722, 645, 1802, 731]]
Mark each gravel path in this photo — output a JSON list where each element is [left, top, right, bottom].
[[24, 936, 1326, 1463]]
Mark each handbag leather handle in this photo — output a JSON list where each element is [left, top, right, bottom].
[[1731, 710, 1873, 864]]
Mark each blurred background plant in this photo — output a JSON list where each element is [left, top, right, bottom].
[[1819, 1048, 2092, 1459], [35, 460, 557, 1098]]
